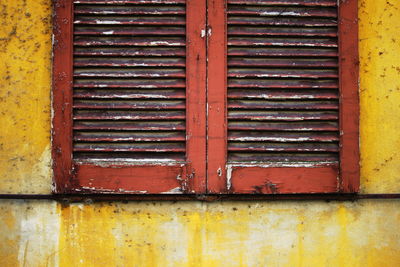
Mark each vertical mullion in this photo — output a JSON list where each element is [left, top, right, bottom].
[[52, 0, 74, 193], [338, 0, 360, 192], [207, 0, 228, 193], [186, 0, 207, 193]]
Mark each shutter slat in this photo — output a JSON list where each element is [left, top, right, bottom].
[[228, 121, 338, 131], [73, 99, 185, 109], [228, 131, 338, 142], [74, 143, 185, 152], [229, 153, 338, 162], [228, 100, 338, 110], [74, 0, 186, 4], [74, 16, 185, 25], [228, 89, 338, 99], [228, 79, 338, 88], [228, 58, 337, 67], [74, 121, 185, 131], [228, 16, 337, 26], [228, 37, 337, 47], [74, 79, 186, 88], [229, 26, 337, 37], [74, 26, 186, 36], [74, 110, 185, 120], [74, 36, 185, 46], [228, 120, 338, 132], [74, 57, 186, 67], [227, 0, 337, 6], [74, 89, 186, 99], [74, 131, 185, 142], [228, 142, 339, 152], [228, 47, 337, 57], [75, 5, 185, 15], [74, 47, 185, 56], [228, 69, 338, 78], [227, 0, 339, 164], [228, 6, 337, 17], [228, 110, 338, 121], [74, 68, 185, 78]]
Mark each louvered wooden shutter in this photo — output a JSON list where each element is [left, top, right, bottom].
[[207, 0, 359, 194], [52, 0, 207, 194]]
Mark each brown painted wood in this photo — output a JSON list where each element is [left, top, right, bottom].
[[228, 166, 339, 194], [186, 0, 207, 193], [52, 0, 74, 193], [338, 0, 360, 193], [72, 164, 187, 194], [207, 0, 228, 193]]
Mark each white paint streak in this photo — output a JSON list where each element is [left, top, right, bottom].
[[162, 187, 183, 194], [226, 165, 232, 190], [17, 202, 60, 267]]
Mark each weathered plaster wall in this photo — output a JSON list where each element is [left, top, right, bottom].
[[1, 200, 399, 267], [0, 0, 399, 266], [0, 0, 52, 194], [359, 0, 400, 193]]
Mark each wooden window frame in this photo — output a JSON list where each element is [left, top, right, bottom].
[[52, 0, 207, 194], [52, 0, 359, 195], [207, 0, 359, 194]]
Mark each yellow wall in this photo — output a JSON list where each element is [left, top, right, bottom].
[[1, 200, 399, 267], [0, 0, 399, 266]]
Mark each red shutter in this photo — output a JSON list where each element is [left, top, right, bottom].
[[53, 0, 207, 194], [207, 0, 359, 194]]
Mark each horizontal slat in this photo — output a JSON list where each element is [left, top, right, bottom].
[[228, 152, 338, 162], [74, 142, 185, 152], [228, 100, 338, 110], [74, 36, 185, 46], [229, 16, 337, 26], [228, 131, 338, 142], [74, 131, 185, 142], [74, 153, 185, 162], [228, 69, 337, 78], [228, 26, 337, 37], [228, 121, 338, 131], [228, 6, 337, 17], [228, 37, 337, 47], [228, 47, 337, 57], [228, 110, 338, 120], [228, 57, 337, 67], [75, 5, 185, 15], [228, 142, 339, 152], [73, 99, 185, 109], [227, 0, 337, 6], [74, 47, 185, 56], [74, 68, 185, 78], [74, 57, 185, 67], [74, 16, 185, 25], [74, 120, 185, 131], [74, 79, 185, 88], [74, 89, 185, 99], [74, 0, 186, 4], [74, 110, 185, 120], [228, 89, 338, 99], [75, 26, 185, 36], [228, 79, 337, 88]]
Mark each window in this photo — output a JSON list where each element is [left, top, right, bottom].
[[52, 0, 359, 194]]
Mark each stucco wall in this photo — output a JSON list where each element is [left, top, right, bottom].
[[0, 0, 399, 266]]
